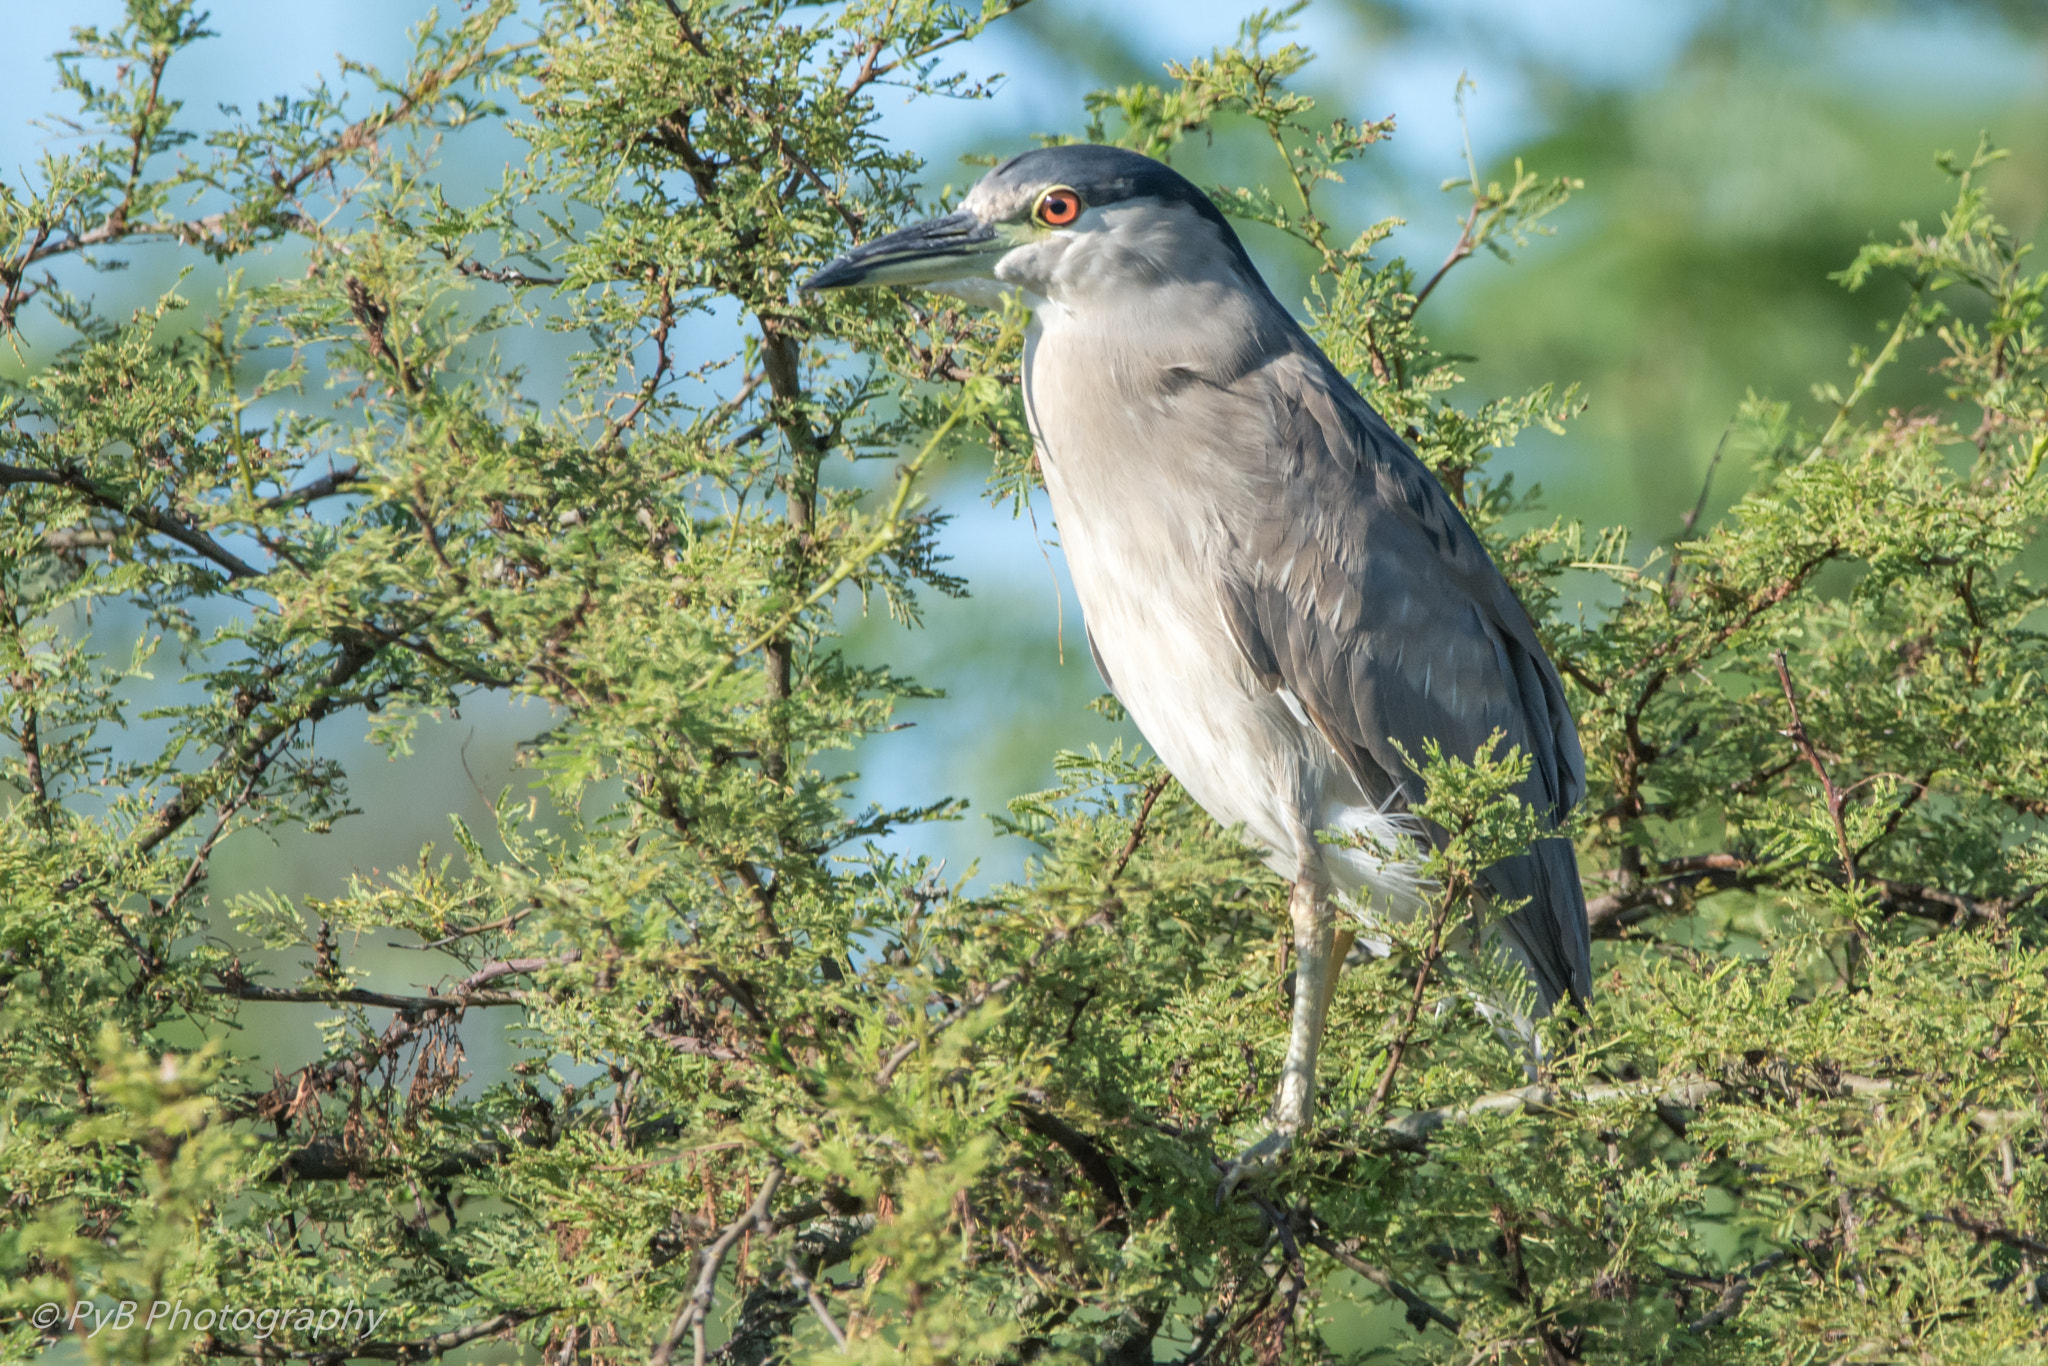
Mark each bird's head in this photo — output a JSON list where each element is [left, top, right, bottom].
[[801, 145, 1264, 308]]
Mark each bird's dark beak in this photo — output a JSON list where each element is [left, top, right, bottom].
[[801, 212, 1004, 291]]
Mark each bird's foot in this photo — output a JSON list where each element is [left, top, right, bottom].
[[1214, 1127, 1294, 1206]]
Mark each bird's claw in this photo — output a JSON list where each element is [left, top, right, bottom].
[[1214, 1128, 1294, 1206]]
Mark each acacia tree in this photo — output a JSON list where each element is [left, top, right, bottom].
[[4, 1, 2047, 1363]]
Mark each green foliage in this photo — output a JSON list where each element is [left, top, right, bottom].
[[2, 1, 2046, 1363]]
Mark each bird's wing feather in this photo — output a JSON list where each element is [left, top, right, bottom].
[[1217, 351, 1591, 1006]]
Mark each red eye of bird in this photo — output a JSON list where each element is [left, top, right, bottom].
[[1035, 188, 1081, 226]]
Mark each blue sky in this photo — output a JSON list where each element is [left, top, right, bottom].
[[7, 0, 2036, 197]]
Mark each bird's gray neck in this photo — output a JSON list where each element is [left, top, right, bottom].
[[1026, 271, 1299, 403]]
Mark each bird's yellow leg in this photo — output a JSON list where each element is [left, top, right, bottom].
[[1218, 874, 1338, 1202]]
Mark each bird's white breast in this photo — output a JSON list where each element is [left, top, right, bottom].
[[1020, 301, 1426, 914]]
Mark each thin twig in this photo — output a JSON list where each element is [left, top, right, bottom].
[[1771, 651, 1857, 885], [1105, 775, 1171, 886], [167, 729, 300, 914], [651, 1164, 786, 1366], [210, 982, 525, 1011], [0, 36, 510, 336], [1853, 769, 1935, 866], [1665, 421, 1733, 592], [400, 907, 535, 950], [92, 897, 161, 978], [846, 0, 1039, 94], [456, 259, 563, 287], [784, 1253, 849, 1349], [1687, 1252, 1787, 1334], [126, 635, 376, 862], [648, 1029, 753, 1063], [1407, 76, 1487, 324], [261, 465, 362, 509], [1305, 1232, 1462, 1332], [877, 770, 1169, 1088], [1359, 878, 1462, 1122], [1815, 307, 1915, 454], [0, 461, 264, 579], [1408, 201, 1481, 320]]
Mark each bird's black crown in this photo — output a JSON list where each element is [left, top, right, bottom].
[[984, 145, 1226, 227], [980, 144, 1257, 274]]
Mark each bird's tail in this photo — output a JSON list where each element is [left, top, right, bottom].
[[1483, 835, 1593, 1016]]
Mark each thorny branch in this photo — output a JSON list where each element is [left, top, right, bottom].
[[1583, 853, 1757, 937], [91, 897, 162, 980], [261, 464, 362, 510], [164, 727, 310, 917], [1376, 1069, 2030, 1157], [1582, 849, 2032, 938], [1928, 1201, 2048, 1259], [1105, 774, 1171, 886], [456, 258, 564, 287], [208, 951, 574, 1015]]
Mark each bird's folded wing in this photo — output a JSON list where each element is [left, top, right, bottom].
[[1217, 353, 1591, 1003]]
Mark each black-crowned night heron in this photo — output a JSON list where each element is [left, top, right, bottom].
[[805, 145, 1590, 1185]]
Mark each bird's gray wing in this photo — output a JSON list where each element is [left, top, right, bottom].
[[1218, 353, 1591, 1007]]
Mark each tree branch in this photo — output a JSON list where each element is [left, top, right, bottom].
[[1584, 853, 1758, 938], [1105, 774, 1171, 886], [0, 460, 263, 579], [126, 635, 378, 862], [1408, 201, 1482, 320], [212, 982, 526, 1011], [1377, 1070, 2028, 1156], [1771, 650, 1857, 885], [1686, 1252, 1786, 1334], [710, 1214, 874, 1365], [1305, 1232, 1462, 1333], [1013, 1098, 1127, 1231], [651, 1163, 786, 1366], [261, 464, 362, 509], [783, 1254, 848, 1350], [1360, 870, 1464, 1123], [456, 259, 563, 287]]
